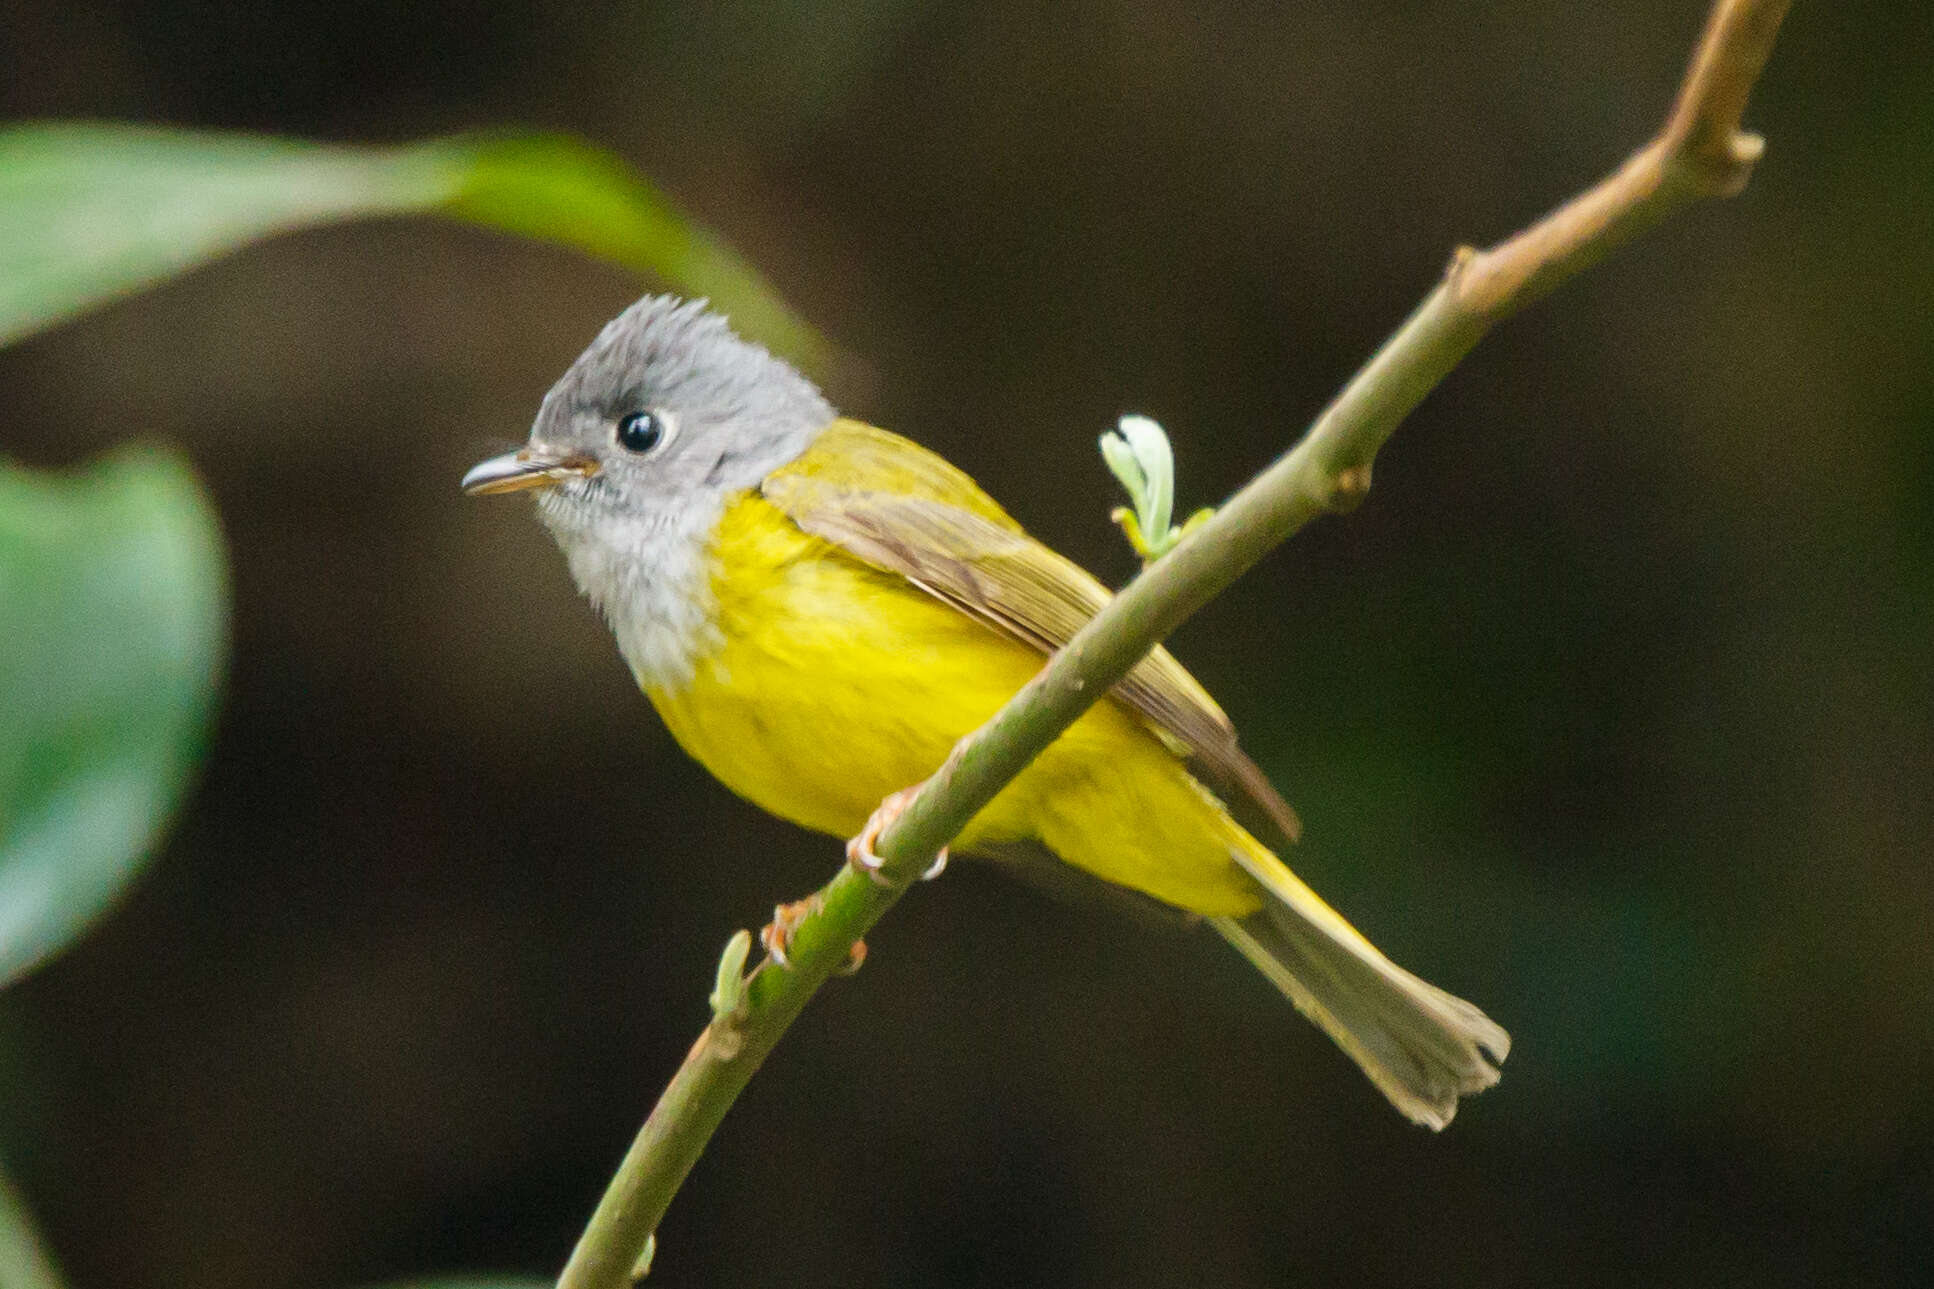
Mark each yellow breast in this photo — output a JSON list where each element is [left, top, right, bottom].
[[644, 490, 1263, 916], [646, 490, 1034, 836]]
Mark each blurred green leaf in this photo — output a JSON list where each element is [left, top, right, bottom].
[[0, 447, 226, 988], [0, 1160, 65, 1289], [353, 1280, 552, 1289], [0, 123, 824, 369]]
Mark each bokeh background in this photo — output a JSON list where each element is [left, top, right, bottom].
[[4, 1, 1931, 1285]]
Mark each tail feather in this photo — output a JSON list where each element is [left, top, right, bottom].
[[1214, 847, 1509, 1130]]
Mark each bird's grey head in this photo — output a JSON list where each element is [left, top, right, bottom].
[[462, 296, 837, 687], [465, 294, 834, 522]]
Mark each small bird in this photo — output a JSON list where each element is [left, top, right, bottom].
[[464, 296, 1507, 1128]]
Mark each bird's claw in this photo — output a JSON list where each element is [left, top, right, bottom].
[[846, 787, 948, 888], [759, 895, 819, 970], [758, 894, 865, 975], [835, 938, 867, 976]]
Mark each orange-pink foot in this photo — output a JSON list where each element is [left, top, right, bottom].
[[758, 894, 865, 974], [846, 787, 949, 888], [758, 895, 819, 970]]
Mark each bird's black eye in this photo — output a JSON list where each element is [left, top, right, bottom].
[[616, 410, 669, 454]]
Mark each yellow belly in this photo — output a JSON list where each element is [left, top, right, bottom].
[[647, 491, 1264, 916]]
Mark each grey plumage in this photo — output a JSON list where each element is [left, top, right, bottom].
[[525, 296, 837, 688], [533, 295, 834, 502]]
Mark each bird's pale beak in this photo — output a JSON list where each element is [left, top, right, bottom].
[[461, 447, 599, 496]]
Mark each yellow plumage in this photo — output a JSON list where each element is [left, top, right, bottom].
[[469, 299, 1507, 1125], [632, 420, 1505, 1127], [649, 477, 1262, 915]]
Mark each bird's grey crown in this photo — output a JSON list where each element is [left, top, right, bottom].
[[533, 294, 834, 492]]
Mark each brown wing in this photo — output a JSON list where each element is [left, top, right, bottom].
[[762, 420, 1301, 850]]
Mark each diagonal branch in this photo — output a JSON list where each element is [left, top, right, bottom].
[[555, 2, 1793, 1284]]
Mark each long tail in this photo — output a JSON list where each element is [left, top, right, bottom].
[[1212, 846, 1509, 1130]]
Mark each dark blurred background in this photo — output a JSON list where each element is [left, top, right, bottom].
[[4, 1, 1931, 1285]]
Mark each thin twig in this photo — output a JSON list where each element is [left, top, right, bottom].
[[555, 2, 1792, 1284]]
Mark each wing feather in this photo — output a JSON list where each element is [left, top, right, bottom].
[[762, 420, 1301, 849]]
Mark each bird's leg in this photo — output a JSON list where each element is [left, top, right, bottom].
[[759, 894, 865, 975], [846, 786, 949, 888]]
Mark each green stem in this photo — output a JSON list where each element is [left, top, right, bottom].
[[556, 2, 1791, 1283]]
